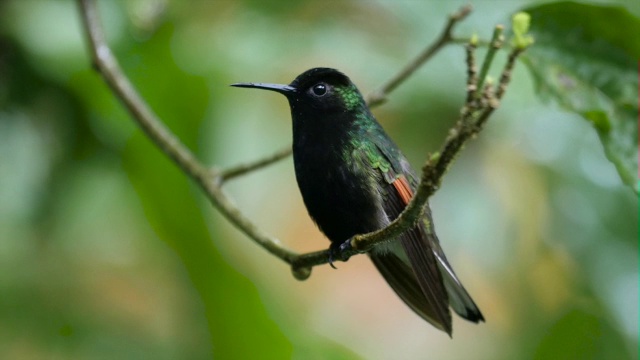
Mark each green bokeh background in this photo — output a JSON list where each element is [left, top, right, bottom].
[[0, 1, 637, 359]]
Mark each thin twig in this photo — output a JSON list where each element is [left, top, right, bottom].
[[217, 145, 293, 184], [475, 48, 523, 130], [465, 42, 478, 105], [366, 4, 473, 107], [451, 37, 491, 47], [475, 25, 504, 98], [496, 48, 524, 100]]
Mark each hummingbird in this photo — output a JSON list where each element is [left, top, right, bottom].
[[232, 68, 484, 335]]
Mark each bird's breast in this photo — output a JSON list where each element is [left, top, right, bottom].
[[292, 139, 386, 243]]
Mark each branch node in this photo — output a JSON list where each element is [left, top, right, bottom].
[[292, 266, 312, 281]]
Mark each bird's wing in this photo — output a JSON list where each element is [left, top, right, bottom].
[[368, 136, 484, 335], [385, 172, 484, 326], [390, 149, 485, 324], [357, 138, 452, 334], [374, 173, 453, 335]]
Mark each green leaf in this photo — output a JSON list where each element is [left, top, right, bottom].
[[519, 2, 639, 193], [534, 308, 631, 360]]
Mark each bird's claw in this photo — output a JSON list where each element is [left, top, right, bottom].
[[328, 238, 354, 269], [328, 253, 338, 269]]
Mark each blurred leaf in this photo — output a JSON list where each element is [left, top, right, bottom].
[[519, 2, 639, 193], [534, 308, 631, 360], [0, 35, 101, 225], [292, 336, 363, 360], [120, 24, 292, 358]]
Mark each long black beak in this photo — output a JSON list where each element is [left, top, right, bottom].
[[231, 82, 296, 95]]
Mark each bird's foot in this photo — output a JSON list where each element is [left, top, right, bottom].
[[328, 238, 354, 269]]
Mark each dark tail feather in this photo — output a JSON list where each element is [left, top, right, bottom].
[[370, 248, 452, 335], [434, 252, 485, 323], [398, 226, 454, 335], [370, 222, 484, 335]]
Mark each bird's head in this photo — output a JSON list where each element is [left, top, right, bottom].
[[232, 68, 367, 118]]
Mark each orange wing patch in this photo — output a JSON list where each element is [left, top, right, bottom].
[[392, 175, 413, 205]]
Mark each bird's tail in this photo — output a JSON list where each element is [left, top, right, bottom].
[[434, 249, 485, 323], [369, 250, 452, 334], [370, 221, 484, 336]]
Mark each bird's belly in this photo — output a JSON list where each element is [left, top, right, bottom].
[[295, 161, 386, 243]]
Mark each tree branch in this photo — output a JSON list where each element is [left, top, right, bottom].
[[77, 0, 529, 281], [216, 145, 293, 184], [78, 0, 204, 179]]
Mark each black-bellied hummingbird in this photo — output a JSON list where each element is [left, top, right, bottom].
[[232, 68, 484, 335]]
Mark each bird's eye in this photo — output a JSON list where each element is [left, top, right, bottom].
[[311, 83, 327, 96]]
